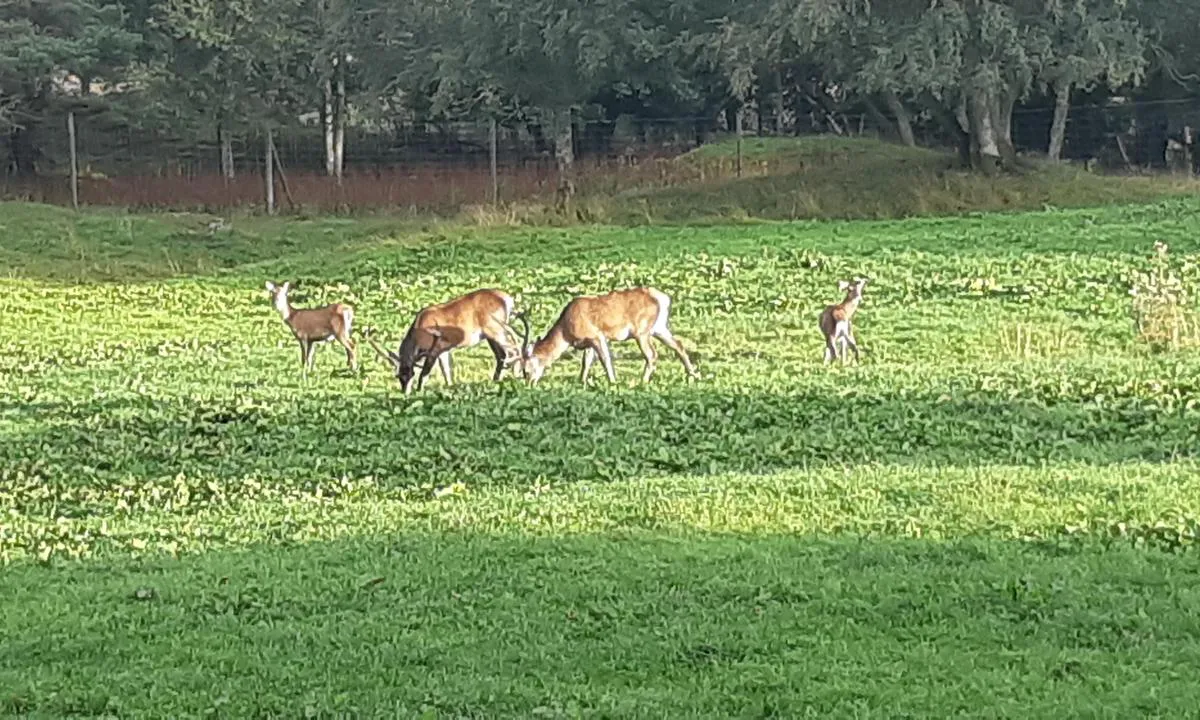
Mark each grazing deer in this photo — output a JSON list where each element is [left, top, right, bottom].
[[518, 287, 699, 386], [265, 281, 357, 378], [365, 288, 524, 394], [819, 277, 868, 364]]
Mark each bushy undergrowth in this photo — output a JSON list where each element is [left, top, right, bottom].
[[475, 136, 1200, 226]]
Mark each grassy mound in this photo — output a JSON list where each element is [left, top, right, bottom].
[[3, 198, 1200, 715], [587, 135, 1198, 224]]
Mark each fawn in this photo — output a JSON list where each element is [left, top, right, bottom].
[[265, 281, 357, 378], [819, 277, 868, 364]]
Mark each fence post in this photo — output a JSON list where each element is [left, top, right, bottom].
[[264, 125, 275, 215], [67, 111, 79, 210], [490, 117, 499, 205], [735, 111, 743, 179]]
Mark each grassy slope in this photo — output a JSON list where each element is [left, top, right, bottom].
[[3, 199, 1200, 716], [593, 136, 1199, 224]]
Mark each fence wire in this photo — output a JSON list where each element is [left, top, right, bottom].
[[4, 98, 1200, 212]]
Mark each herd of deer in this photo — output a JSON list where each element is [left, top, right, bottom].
[[264, 275, 869, 392]]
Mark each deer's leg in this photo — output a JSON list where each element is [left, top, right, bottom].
[[301, 339, 318, 377], [834, 322, 850, 365], [652, 328, 698, 378], [845, 328, 860, 363], [594, 337, 617, 383], [823, 338, 836, 364], [579, 348, 596, 385], [438, 352, 453, 385], [336, 331, 357, 371], [636, 334, 657, 383], [416, 353, 438, 390], [486, 337, 508, 381]]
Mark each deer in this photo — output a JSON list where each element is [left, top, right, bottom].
[[364, 288, 524, 394], [819, 277, 868, 364], [265, 281, 358, 378], [517, 287, 699, 386]]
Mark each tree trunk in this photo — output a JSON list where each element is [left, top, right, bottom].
[[265, 125, 275, 215], [1048, 80, 1071, 161], [217, 120, 235, 180], [322, 78, 335, 175], [992, 86, 1018, 167], [333, 55, 346, 184], [724, 105, 737, 133], [863, 97, 890, 136], [545, 107, 575, 211], [948, 94, 971, 167], [7, 126, 38, 177], [883, 90, 916, 147], [967, 86, 1001, 175]]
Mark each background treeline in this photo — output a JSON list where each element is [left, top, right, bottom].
[[3, 0, 1200, 185]]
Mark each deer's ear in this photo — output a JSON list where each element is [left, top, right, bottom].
[[838, 280, 850, 291], [265, 281, 276, 292], [281, 281, 290, 293]]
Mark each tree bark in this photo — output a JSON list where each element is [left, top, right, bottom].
[[883, 90, 916, 147], [265, 125, 275, 215], [1048, 80, 1071, 161], [333, 55, 346, 184], [993, 85, 1019, 167], [545, 107, 575, 211], [218, 120, 235, 181], [967, 86, 1001, 175], [322, 78, 335, 176]]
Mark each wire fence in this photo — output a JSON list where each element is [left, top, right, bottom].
[[4, 97, 1200, 213]]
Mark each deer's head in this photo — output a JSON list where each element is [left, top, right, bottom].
[[837, 277, 868, 300], [264, 281, 292, 315]]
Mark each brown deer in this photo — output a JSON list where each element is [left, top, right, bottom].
[[518, 287, 699, 386], [265, 280, 357, 378], [365, 288, 524, 394], [819, 277, 868, 364]]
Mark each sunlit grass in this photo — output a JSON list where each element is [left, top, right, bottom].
[[3, 198, 1200, 716]]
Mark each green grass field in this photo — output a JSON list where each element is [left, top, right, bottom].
[[3, 196, 1200, 717]]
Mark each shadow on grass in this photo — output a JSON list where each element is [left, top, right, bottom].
[[2, 531, 1198, 716], [1, 380, 1195, 495]]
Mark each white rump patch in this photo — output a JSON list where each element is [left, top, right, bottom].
[[647, 289, 671, 335]]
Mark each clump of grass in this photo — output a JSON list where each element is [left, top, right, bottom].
[[463, 202, 522, 227], [1129, 241, 1200, 351], [995, 322, 1082, 359]]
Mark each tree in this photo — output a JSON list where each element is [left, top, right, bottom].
[[1034, 0, 1146, 160], [0, 0, 141, 175], [154, 0, 326, 178], [365, 0, 684, 197]]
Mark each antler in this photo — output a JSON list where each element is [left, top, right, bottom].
[[363, 329, 398, 367], [498, 310, 533, 364], [515, 310, 532, 352]]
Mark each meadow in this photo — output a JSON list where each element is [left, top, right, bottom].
[[3, 194, 1200, 717]]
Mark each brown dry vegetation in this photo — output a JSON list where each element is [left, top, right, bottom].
[[3, 135, 1196, 224]]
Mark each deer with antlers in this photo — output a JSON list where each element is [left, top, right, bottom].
[[819, 277, 868, 364], [265, 280, 358, 378], [366, 288, 524, 394], [517, 287, 699, 386]]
